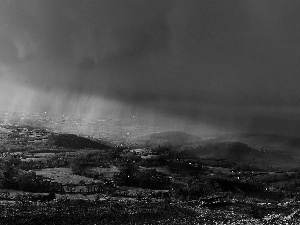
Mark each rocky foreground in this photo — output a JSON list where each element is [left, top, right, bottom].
[[1, 198, 300, 225]]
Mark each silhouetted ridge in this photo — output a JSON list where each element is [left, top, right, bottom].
[[51, 134, 111, 150]]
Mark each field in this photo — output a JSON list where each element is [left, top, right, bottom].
[[35, 167, 99, 185], [90, 166, 119, 180]]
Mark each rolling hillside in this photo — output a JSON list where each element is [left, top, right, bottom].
[[213, 133, 300, 155], [177, 141, 297, 169]]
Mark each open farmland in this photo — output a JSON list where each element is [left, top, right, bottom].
[[1, 123, 300, 224], [35, 167, 100, 185], [90, 165, 119, 180]]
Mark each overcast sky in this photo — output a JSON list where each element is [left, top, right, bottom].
[[1, 0, 300, 135]]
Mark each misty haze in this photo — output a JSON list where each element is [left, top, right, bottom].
[[1, 0, 300, 224]]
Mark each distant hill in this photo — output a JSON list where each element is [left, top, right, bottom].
[[130, 131, 300, 169], [213, 133, 300, 154], [131, 131, 202, 147], [50, 134, 111, 150], [177, 141, 297, 169]]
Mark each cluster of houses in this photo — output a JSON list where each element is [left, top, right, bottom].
[[21, 128, 51, 144], [63, 181, 113, 194], [37, 177, 114, 194], [0, 125, 53, 146], [128, 148, 160, 159]]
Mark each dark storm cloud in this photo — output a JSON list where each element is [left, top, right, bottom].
[[78, 57, 96, 71], [2, 0, 300, 134]]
